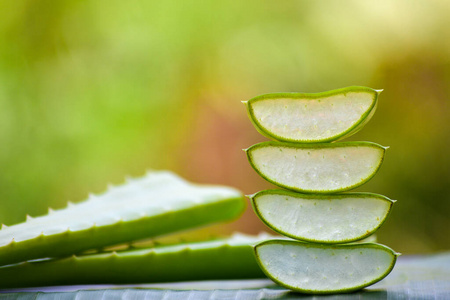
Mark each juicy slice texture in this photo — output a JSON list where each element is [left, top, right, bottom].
[[246, 141, 386, 193], [0, 171, 245, 266], [250, 190, 394, 243], [0, 233, 274, 288], [244, 86, 380, 143], [255, 240, 399, 294]]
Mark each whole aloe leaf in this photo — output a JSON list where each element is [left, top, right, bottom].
[[243, 86, 381, 143], [0, 233, 271, 288], [0, 171, 245, 266]]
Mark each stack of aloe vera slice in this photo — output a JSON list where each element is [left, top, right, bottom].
[[243, 86, 400, 294]]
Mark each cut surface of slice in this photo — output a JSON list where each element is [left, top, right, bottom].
[[0, 171, 245, 266], [246, 141, 386, 193], [255, 240, 399, 294], [250, 190, 394, 243], [243, 86, 380, 143]]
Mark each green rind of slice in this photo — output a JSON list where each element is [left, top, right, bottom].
[[254, 240, 399, 294], [249, 190, 395, 244], [0, 233, 271, 288], [0, 171, 245, 267], [243, 86, 381, 143], [245, 141, 386, 193]]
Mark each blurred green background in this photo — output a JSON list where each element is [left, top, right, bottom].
[[0, 0, 448, 254]]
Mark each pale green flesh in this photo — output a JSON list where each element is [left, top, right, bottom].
[[0, 233, 272, 288], [247, 141, 385, 193], [0, 171, 245, 266], [255, 240, 398, 294], [246, 87, 379, 143], [251, 190, 393, 243]]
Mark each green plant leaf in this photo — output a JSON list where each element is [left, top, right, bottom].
[[255, 239, 399, 294], [0, 171, 245, 267], [249, 190, 394, 243], [246, 141, 386, 193], [243, 86, 381, 143], [0, 233, 274, 288]]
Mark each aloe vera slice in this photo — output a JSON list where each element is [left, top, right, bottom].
[[243, 86, 380, 143], [250, 190, 394, 243], [246, 141, 386, 193], [255, 240, 399, 294], [0, 171, 245, 267], [0, 233, 271, 288]]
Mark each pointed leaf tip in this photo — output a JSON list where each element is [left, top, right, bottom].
[[1, 224, 8, 230], [26, 214, 33, 221], [245, 193, 256, 200], [241, 100, 248, 104], [375, 89, 384, 94]]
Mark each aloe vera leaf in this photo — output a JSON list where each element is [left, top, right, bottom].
[[243, 86, 381, 143], [0, 233, 272, 288], [246, 141, 386, 193], [255, 239, 399, 294], [249, 190, 394, 243], [0, 171, 245, 267]]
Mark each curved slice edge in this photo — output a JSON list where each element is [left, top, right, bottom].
[[245, 141, 387, 194], [254, 240, 399, 294], [244, 86, 380, 143], [249, 190, 395, 244]]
